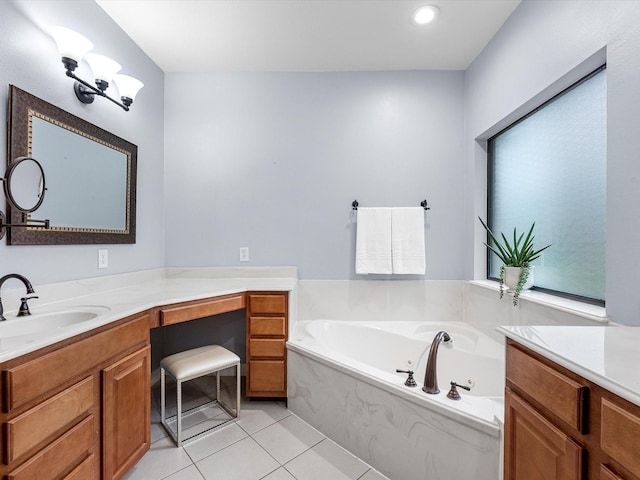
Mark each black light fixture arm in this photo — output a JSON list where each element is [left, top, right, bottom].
[[65, 69, 130, 111]]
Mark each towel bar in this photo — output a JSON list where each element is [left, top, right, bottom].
[[352, 199, 430, 211]]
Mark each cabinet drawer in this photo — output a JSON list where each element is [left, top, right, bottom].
[[601, 397, 640, 477], [600, 465, 624, 480], [248, 361, 285, 394], [6, 415, 94, 480], [250, 339, 285, 358], [506, 344, 586, 432], [63, 454, 96, 480], [4, 315, 148, 411], [5, 376, 94, 464], [161, 294, 245, 326], [248, 294, 286, 314], [249, 316, 286, 336]]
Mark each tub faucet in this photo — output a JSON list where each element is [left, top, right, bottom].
[[422, 331, 452, 395], [0, 274, 35, 322]]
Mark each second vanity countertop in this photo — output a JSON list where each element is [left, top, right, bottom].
[[0, 267, 297, 363], [498, 324, 640, 409]]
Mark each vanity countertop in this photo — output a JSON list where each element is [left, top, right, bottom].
[[498, 324, 640, 408], [0, 267, 297, 363]]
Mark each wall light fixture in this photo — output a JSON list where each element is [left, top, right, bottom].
[[50, 26, 144, 111]]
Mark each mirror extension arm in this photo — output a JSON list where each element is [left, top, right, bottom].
[[0, 213, 50, 241]]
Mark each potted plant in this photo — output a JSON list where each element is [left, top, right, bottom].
[[478, 217, 551, 305]]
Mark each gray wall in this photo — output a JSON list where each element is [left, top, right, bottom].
[[0, 0, 165, 285], [164, 71, 465, 279], [465, 0, 640, 325]]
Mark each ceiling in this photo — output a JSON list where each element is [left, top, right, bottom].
[[96, 0, 521, 73]]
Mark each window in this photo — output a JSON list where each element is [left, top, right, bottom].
[[487, 66, 606, 304]]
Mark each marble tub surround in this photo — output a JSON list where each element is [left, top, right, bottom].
[[296, 280, 463, 323], [0, 266, 297, 362], [288, 350, 501, 480], [499, 325, 640, 408]]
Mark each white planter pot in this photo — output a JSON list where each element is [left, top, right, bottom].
[[503, 266, 534, 292]]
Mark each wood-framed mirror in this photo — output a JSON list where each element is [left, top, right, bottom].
[[7, 85, 137, 245]]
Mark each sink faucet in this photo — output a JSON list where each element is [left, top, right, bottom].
[[422, 331, 452, 395], [0, 274, 36, 321]]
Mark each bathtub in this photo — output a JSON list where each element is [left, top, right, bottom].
[[287, 320, 505, 480]]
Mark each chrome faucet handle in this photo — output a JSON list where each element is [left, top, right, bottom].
[[396, 369, 417, 387], [446, 381, 471, 400], [18, 296, 38, 317]]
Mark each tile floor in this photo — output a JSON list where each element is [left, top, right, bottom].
[[123, 375, 390, 480]]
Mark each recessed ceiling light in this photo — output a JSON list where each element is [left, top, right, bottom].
[[413, 5, 440, 25]]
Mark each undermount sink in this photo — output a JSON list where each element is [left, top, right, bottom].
[[0, 306, 111, 347]]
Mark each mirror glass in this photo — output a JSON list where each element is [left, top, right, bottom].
[[5, 157, 46, 213], [7, 85, 137, 245], [31, 116, 127, 230]]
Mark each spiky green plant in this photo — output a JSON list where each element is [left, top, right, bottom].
[[478, 217, 551, 305]]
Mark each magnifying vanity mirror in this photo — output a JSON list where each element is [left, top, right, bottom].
[[0, 157, 50, 240], [7, 85, 137, 245], [5, 157, 46, 212]]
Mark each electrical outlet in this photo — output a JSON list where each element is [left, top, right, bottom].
[[98, 249, 109, 268], [239, 247, 249, 262]]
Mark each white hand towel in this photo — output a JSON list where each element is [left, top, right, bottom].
[[355, 208, 392, 274], [391, 207, 426, 274]]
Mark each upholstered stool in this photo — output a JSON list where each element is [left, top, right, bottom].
[[160, 345, 241, 446]]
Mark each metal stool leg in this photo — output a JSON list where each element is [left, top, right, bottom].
[[160, 368, 166, 424], [236, 363, 241, 416], [216, 370, 220, 401], [176, 379, 182, 446]]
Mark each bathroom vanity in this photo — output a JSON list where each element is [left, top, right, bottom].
[[0, 312, 150, 480], [0, 268, 295, 480], [500, 326, 640, 480]]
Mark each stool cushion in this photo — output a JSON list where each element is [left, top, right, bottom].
[[161, 345, 240, 381]]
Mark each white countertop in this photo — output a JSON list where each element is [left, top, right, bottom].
[[0, 267, 297, 363], [498, 324, 640, 408]]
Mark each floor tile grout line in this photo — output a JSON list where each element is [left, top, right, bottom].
[[234, 410, 294, 437], [249, 418, 312, 472]]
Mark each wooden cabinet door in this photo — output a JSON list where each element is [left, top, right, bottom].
[[102, 346, 151, 480], [505, 389, 584, 480]]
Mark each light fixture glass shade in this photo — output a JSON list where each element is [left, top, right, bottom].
[[113, 74, 144, 101], [413, 5, 439, 25], [50, 26, 93, 62], [85, 53, 121, 85]]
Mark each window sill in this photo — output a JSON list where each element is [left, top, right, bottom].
[[468, 280, 609, 324]]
